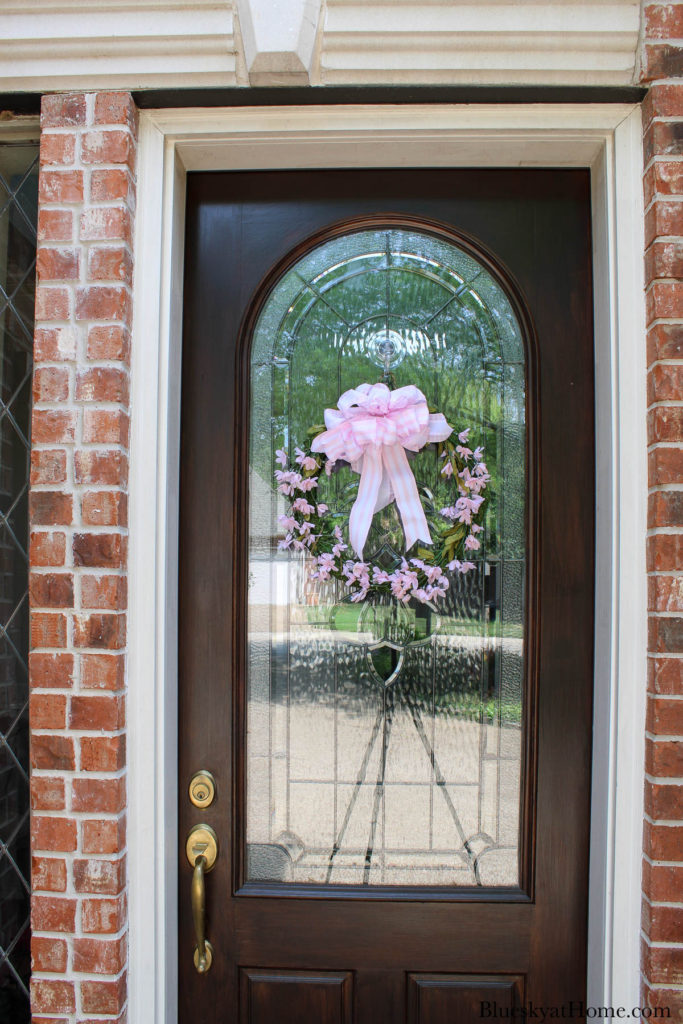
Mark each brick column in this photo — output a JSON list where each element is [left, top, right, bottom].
[[641, 2, 683, 1014], [29, 92, 134, 1024]]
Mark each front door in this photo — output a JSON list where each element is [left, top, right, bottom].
[[178, 168, 594, 1023]]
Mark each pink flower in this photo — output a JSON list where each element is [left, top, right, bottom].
[[427, 577, 449, 598], [313, 552, 336, 582], [473, 446, 484, 462], [460, 468, 487, 495], [458, 429, 470, 443], [292, 497, 315, 515], [456, 445, 473, 459], [317, 503, 328, 514], [423, 564, 444, 584], [275, 468, 300, 496], [297, 476, 318, 492], [275, 469, 300, 487], [297, 522, 318, 547], [343, 560, 370, 586], [464, 534, 480, 551], [470, 523, 483, 534], [441, 461, 453, 478], [372, 568, 391, 584], [278, 514, 297, 531], [390, 574, 412, 602], [452, 494, 484, 524], [275, 448, 288, 467], [332, 526, 348, 558], [389, 567, 419, 601], [294, 447, 318, 472], [447, 559, 476, 574], [467, 475, 486, 494], [343, 560, 370, 602], [278, 534, 293, 550]]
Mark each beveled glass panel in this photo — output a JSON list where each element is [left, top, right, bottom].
[[246, 227, 526, 889]]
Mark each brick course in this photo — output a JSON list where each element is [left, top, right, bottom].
[[642, 4, 683, 1015], [30, 92, 135, 1023]]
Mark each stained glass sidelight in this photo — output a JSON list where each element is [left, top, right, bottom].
[[0, 142, 38, 1020], [246, 227, 526, 889]]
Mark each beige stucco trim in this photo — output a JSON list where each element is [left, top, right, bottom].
[[0, 0, 642, 91]]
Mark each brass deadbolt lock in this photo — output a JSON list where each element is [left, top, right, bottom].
[[189, 770, 216, 809]]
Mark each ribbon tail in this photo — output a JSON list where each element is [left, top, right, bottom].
[[374, 468, 394, 514], [383, 444, 432, 552], [349, 446, 383, 558]]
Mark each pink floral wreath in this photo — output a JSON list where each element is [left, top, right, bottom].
[[275, 383, 490, 607]]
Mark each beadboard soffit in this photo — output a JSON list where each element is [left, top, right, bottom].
[[0, 0, 642, 92]]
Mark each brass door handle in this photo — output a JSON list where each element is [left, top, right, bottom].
[[186, 824, 218, 973], [191, 855, 210, 972]]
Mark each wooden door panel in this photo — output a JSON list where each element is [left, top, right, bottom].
[[233, 902, 531, 970], [179, 168, 594, 1021], [240, 969, 353, 1024], [407, 974, 523, 1024]]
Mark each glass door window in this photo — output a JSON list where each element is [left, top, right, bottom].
[[246, 226, 527, 890]]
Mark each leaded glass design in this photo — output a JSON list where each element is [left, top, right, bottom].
[[0, 142, 38, 1020], [246, 227, 526, 889]]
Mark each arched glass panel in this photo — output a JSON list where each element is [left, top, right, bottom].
[[246, 225, 527, 889]]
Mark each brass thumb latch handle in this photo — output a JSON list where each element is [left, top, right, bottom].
[[186, 824, 218, 974]]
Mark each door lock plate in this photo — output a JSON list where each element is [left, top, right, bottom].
[[186, 824, 218, 871], [189, 770, 216, 809]]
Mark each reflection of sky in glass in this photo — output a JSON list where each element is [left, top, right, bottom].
[[246, 227, 528, 890]]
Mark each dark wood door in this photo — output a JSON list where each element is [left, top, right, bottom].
[[178, 168, 594, 1023]]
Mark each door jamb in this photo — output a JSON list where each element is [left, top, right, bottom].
[[128, 103, 647, 1023]]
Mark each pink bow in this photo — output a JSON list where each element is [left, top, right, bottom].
[[311, 382, 452, 558]]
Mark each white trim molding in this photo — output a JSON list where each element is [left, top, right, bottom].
[[319, 1, 643, 86], [128, 103, 647, 1023], [0, 0, 244, 91], [0, 0, 642, 92]]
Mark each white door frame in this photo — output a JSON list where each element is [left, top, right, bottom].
[[128, 103, 647, 1023]]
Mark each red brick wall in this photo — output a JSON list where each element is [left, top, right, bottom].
[[642, 2, 683, 1014], [30, 92, 134, 1023]]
